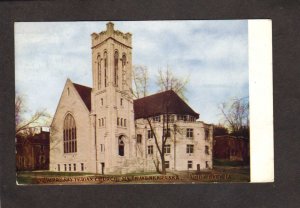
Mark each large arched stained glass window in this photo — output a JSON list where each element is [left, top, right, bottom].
[[63, 114, 77, 153]]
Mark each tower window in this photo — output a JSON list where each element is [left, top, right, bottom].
[[118, 137, 124, 156], [81, 163, 84, 171], [117, 117, 120, 126], [122, 54, 126, 67], [73, 164, 76, 171], [120, 98, 123, 106], [114, 51, 119, 86], [104, 51, 108, 87], [120, 118, 123, 126], [97, 55, 101, 90], [67, 87, 70, 96]]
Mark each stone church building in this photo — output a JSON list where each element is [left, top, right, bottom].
[[50, 22, 213, 174]]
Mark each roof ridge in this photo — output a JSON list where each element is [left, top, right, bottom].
[[73, 82, 92, 89]]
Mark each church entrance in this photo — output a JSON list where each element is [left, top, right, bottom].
[[118, 136, 125, 156]]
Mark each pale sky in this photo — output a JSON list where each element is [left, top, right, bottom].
[[15, 20, 248, 124]]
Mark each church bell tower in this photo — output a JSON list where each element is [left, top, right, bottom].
[[90, 22, 135, 174]]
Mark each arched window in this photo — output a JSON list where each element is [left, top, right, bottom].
[[104, 51, 108, 87], [122, 54, 126, 85], [122, 54, 126, 67], [118, 137, 124, 156], [63, 114, 77, 153], [114, 51, 119, 86], [97, 55, 101, 89]]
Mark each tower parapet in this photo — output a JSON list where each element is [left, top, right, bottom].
[[91, 22, 132, 49]]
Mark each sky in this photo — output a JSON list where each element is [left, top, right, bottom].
[[15, 20, 248, 124]]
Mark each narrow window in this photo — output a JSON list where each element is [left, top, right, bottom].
[[97, 55, 101, 89], [205, 129, 209, 140], [58, 164, 60, 172], [165, 161, 170, 169], [120, 98, 123, 106], [120, 118, 123, 126], [124, 119, 126, 127], [67, 87, 70, 96], [147, 145, 153, 154], [122, 54, 126, 67], [118, 137, 124, 156], [64, 164, 67, 171], [69, 164, 71, 171], [206, 161, 209, 168], [114, 51, 119, 86], [137, 134, 142, 143], [117, 117, 119, 126], [101, 98, 103, 106], [205, 145, 209, 155], [101, 118, 104, 126], [73, 164, 76, 171], [81, 163, 84, 171], [104, 51, 108, 87], [188, 161, 193, 169]]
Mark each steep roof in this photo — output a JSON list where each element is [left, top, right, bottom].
[[133, 90, 199, 119], [73, 83, 92, 111]]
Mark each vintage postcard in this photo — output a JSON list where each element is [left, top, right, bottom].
[[15, 20, 273, 184]]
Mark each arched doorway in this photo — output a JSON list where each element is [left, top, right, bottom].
[[118, 136, 125, 156]]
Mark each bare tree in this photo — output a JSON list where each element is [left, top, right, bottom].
[[15, 93, 51, 137], [156, 66, 189, 101], [219, 97, 249, 138], [132, 65, 149, 98], [145, 93, 183, 175]]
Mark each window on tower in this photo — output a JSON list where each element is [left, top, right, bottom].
[[122, 54, 126, 67], [97, 55, 101, 90], [114, 50, 119, 86], [118, 137, 124, 156], [104, 51, 108, 87]]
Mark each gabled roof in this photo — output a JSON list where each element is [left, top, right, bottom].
[[133, 90, 199, 119], [73, 83, 92, 111]]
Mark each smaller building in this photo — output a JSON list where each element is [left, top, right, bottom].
[[16, 127, 50, 171], [213, 135, 249, 163]]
